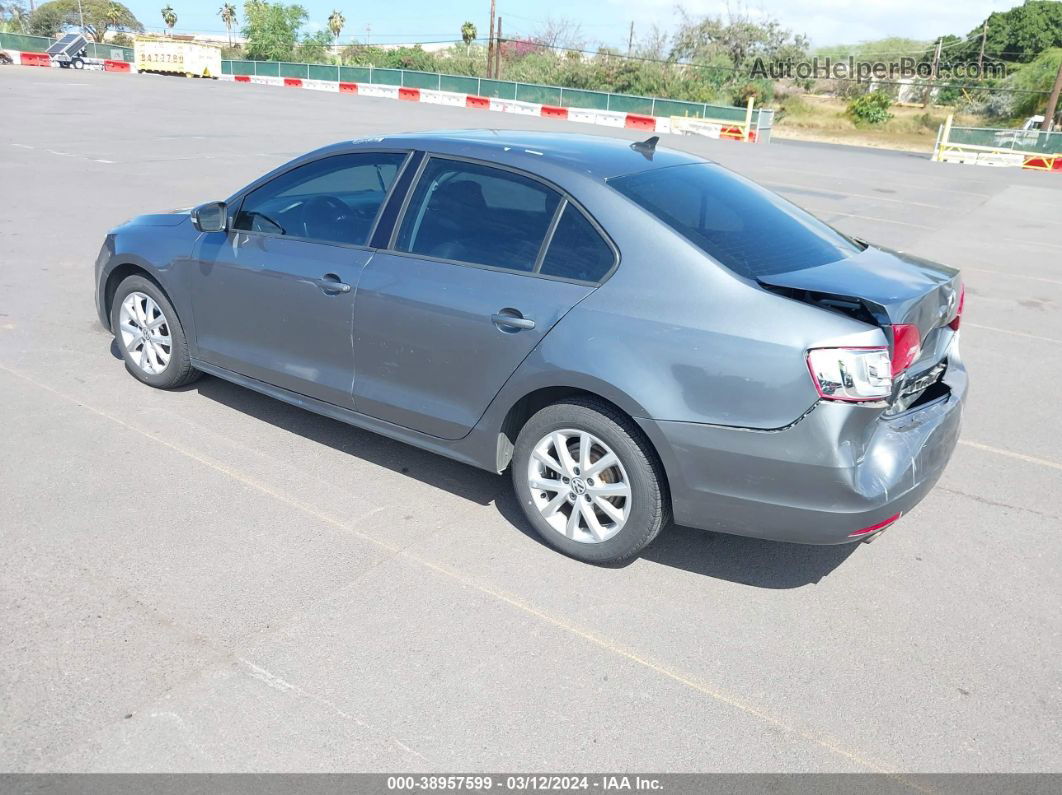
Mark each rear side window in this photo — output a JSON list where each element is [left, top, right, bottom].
[[234, 152, 406, 246], [609, 163, 861, 277], [395, 158, 561, 272], [540, 204, 615, 282]]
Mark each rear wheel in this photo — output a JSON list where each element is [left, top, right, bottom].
[[71, 57, 84, 70], [512, 399, 670, 564], [110, 275, 200, 389]]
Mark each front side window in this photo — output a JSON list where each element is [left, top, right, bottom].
[[234, 152, 407, 246], [395, 158, 561, 272], [609, 163, 862, 278]]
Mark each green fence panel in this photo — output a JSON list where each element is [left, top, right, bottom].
[[401, 70, 440, 89], [308, 64, 339, 82], [340, 65, 371, 83], [372, 68, 403, 86], [0, 32, 51, 52], [254, 61, 279, 77], [515, 83, 562, 106], [226, 60, 254, 75], [222, 60, 232, 74], [85, 42, 133, 62], [703, 103, 747, 122], [605, 93, 655, 115], [479, 79, 517, 99], [278, 62, 308, 79], [558, 88, 608, 110], [650, 99, 702, 119], [949, 126, 1062, 154], [440, 74, 479, 94]]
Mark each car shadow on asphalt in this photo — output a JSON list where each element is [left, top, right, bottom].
[[491, 484, 858, 588], [186, 369, 858, 590]]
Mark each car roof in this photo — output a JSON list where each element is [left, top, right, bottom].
[[325, 130, 711, 180]]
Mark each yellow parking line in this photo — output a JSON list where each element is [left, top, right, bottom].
[[959, 440, 1062, 472], [0, 362, 909, 779]]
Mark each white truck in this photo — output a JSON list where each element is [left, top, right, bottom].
[[134, 38, 221, 78]]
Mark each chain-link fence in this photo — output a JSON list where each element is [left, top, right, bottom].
[[0, 32, 134, 62], [221, 59, 759, 123]]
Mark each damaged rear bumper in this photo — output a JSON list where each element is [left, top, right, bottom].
[[639, 352, 968, 545]]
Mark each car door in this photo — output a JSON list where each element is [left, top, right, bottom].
[[189, 151, 409, 407], [352, 156, 614, 440]]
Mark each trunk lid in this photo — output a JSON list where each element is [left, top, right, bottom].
[[758, 245, 962, 410], [757, 245, 961, 341]]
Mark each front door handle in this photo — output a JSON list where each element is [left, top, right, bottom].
[[492, 310, 536, 331], [316, 274, 351, 294]]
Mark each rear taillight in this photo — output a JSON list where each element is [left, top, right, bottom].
[[807, 324, 923, 403], [948, 284, 965, 331], [806, 347, 892, 402], [890, 324, 921, 376]]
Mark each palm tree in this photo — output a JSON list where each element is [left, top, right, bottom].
[[327, 9, 345, 59], [160, 5, 176, 36], [461, 21, 476, 55], [106, 2, 124, 36], [218, 3, 237, 47]]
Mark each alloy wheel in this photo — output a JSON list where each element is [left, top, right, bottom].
[[119, 292, 172, 375], [527, 428, 631, 544]]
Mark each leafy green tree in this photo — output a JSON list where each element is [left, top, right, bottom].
[[670, 8, 809, 73], [936, 1, 1062, 65], [161, 4, 176, 34], [27, 0, 142, 41], [297, 28, 332, 62], [219, 3, 237, 47], [242, 0, 307, 61]]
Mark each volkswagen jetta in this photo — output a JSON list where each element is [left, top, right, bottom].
[[94, 131, 967, 563]]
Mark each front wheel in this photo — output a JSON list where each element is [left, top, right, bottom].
[[110, 275, 200, 389], [71, 57, 84, 70], [512, 399, 670, 564]]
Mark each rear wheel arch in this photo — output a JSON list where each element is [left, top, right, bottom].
[[496, 387, 670, 494]]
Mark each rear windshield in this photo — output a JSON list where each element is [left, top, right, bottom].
[[609, 163, 861, 277]]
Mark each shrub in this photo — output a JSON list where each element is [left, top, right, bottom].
[[847, 91, 893, 125]]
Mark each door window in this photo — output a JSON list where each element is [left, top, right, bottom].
[[395, 158, 561, 273], [233, 152, 407, 246]]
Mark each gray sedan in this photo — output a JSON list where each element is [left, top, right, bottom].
[[94, 131, 966, 563]]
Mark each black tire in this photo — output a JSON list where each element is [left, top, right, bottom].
[[71, 57, 84, 70], [512, 398, 671, 564], [110, 275, 200, 389]]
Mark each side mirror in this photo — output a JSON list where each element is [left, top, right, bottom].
[[191, 201, 227, 233]]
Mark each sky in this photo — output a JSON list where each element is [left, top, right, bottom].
[[121, 0, 1024, 50]]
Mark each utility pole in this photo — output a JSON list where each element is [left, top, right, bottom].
[[1042, 59, 1062, 132], [923, 38, 941, 108], [494, 17, 502, 80], [978, 21, 987, 72], [487, 0, 496, 79], [627, 21, 634, 57]]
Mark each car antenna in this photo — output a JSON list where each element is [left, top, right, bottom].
[[630, 136, 659, 160]]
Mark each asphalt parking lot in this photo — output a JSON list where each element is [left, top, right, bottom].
[[1, 65, 1060, 774]]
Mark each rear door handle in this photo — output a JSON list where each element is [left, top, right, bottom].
[[316, 274, 351, 294], [492, 311, 536, 331]]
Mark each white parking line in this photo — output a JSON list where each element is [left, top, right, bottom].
[[965, 323, 1062, 345]]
